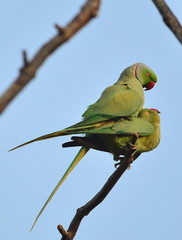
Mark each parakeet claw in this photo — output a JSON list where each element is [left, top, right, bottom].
[[114, 162, 119, 168], [114, 157, 124, 168], [114, 156, 133, 169], [113, 132, 139, 169], [126, 132, 138, 151], [126, 142, 137, 151]]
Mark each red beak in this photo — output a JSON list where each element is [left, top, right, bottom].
[[150, 108, 161, 113], [145, 81, 155, 91]]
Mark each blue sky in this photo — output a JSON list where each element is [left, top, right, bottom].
[[1, 1, 182, 239]]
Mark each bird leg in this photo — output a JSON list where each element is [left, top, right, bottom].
[[125, 132, 138, 152], [125, 132, 139, 168]]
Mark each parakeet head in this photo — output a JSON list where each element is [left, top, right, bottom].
[[134, 63, 157, 90], [138, 108, 160, 123]]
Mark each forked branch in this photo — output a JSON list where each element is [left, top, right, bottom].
[[0, 0, 101, 114]]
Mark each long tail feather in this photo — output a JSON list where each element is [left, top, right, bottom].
[[9, 121, 103, 151], [9, 129, 71, 151], [30, 146, 90, 231]]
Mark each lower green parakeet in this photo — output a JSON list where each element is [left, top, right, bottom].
[[10, 108, 160, 230], [63, 108, 160, 160]]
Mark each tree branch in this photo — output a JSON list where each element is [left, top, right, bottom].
[[0, 0, 101, 114], [58, 160, 130, 240], [152, 0, 182, 44], [57, 135, 138, 240]]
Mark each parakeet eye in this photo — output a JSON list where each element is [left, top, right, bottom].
[[145, 111, 150, 115], [146, 73, 151, 78]]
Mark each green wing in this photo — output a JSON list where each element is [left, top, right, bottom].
[[111, 117, 154, 136], [9, 115, 154, 151], [82, 82, 144, 119], [72, 116, 155, 136], [30, 146, 90, 231]]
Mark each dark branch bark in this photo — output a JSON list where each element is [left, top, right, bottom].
[[58, 158, 129, 240], [0, 0, 101, 114], [152, 0, 182, 44], [58, 135, 138, 240], [58, 160, 130, 240]]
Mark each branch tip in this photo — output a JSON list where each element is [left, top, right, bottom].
[[19, 50, 29, 74], [22, 50, 29, 66], [55, 24, 66, 34], [57, 225, 70, 239]]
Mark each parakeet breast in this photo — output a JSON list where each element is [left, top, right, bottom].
[[136, 123, 160, 153]]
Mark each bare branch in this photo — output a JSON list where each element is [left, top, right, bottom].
[[58, 135, 138, 239], [58, 160, 130, 240], [152, 0, 182, 44], [0, 0, 101, 114]]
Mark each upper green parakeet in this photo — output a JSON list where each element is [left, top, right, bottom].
[[9, 63, 158, 229], [82, 62, 157, 120]]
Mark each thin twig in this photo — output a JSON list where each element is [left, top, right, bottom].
[[152, 0, 182, 44], [22, 50, 29, 67], [58, 135, 138, 240], [0, 0, 101, 114]]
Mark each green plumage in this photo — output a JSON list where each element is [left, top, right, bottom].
[[30, 108, 160, 230], [82, 63, 157, 120], [63, 108, 160, 159], [9, 63, 158, 229], [10, 63, 157, 151]]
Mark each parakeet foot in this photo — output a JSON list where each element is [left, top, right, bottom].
[[114, 156, 133, 169], [126, 133, 138, 152], [126, 142, 137, 151], [114, 157, 124, 168]]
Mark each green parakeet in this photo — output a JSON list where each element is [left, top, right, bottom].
[[64, 108, 160, 160], [9, 63, 158, 229]]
